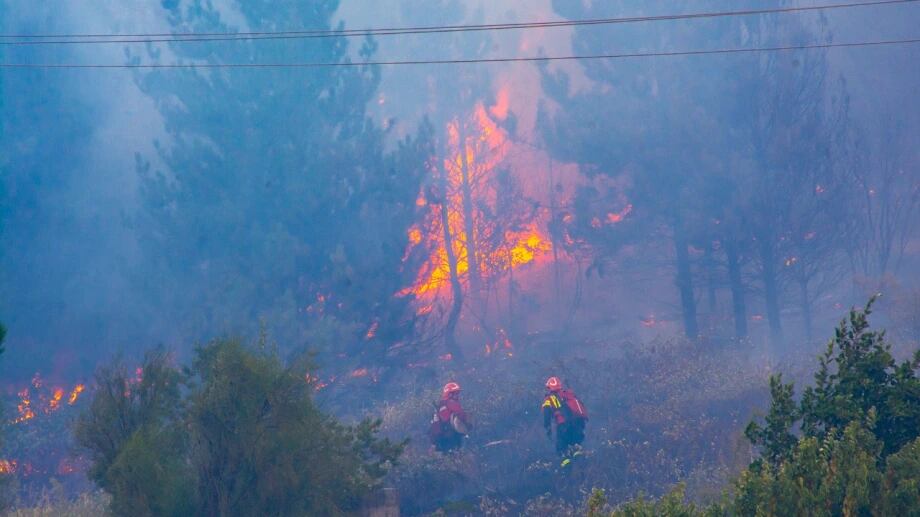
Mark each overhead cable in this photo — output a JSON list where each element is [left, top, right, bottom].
[[2, 37, 917, 69], [0, 0, 915, 45]]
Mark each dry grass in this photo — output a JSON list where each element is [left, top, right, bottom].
[[5, 489, 109, 517], [369, 335, 768, 514]]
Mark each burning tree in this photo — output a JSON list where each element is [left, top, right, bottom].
[[400, 92, 553, 359]]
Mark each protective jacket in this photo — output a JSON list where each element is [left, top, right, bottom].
[[542, 389, 587, 430], [438, 398, 470, 431], [429, 396, 471, 451]]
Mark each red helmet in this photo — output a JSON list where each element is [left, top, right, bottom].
[[442, 382, 461, 397], [545, 376, 563, 392]]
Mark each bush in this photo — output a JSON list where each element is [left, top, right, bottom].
[[76, 338, 405, 516], [747, 296, 920, 462], [591, 421, 920, 516], [74, 347, 190, 516], [589, 299, 920, 516]]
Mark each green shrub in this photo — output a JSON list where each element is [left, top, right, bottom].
[[590, 299, 920, 516], [74, 347, 189, 516], [76, 338, 405, 516]]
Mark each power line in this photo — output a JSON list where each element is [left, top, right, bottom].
[[0, 0, 915, 45], [2, 37, 917, 69]]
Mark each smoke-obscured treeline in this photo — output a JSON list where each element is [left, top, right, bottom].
[[2, 0, 918, 376], [1, 0, 919, 513]]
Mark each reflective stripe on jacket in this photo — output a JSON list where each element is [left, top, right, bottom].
[[542, 393, 565, 428]]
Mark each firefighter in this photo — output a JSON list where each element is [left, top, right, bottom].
[[429, 381, 472, 453], [542, 376, 588, 467]]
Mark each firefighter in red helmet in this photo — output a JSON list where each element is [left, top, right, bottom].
[[542, 376, 588, 466], [429, 381, 472, 452]]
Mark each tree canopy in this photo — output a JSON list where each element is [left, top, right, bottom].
[[75, 338, 404, 516], [135, 0, 432, 365]]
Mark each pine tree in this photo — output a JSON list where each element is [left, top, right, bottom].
[[800, 296, 920, 455], [598, 300, 920, 515], [134, 0, 429, 362]]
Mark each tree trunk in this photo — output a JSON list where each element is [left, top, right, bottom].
[[705, 243, 717, 314], [758, 239, 783, 342], [457, 123, 482, 295], [439, 165, 464, 361], [725, 239, 748, 339], [507, 249, 514, 327], [548, 158, 562, 303], [799, 279, 813, 342], [674, 225, 699, 339], [362, 488, 400, 517]]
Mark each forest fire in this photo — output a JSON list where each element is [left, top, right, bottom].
[[8, 374, 86, 425], [1, 375, 90, 489], [13, 388, 34, 423], [400, 89, 554, 305], [607, 204, 633, 224], [68, 384, 85, 405], [0, 459, 15, 474]]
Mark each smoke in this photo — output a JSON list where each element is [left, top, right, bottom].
[[0, 0, 918, 508]]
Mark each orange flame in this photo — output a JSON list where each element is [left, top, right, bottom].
[[68, 384, 85, 405], [606, 204, 633, 224], [407, 227, 422, 246], [10, 374, 87, 424], [49, 388, 64, 411], [14, 388, 34, 424], [306, 373, 333, 391], [365, 321, 379, 340], [399, 91, 553, 304], [0, 459, 16, 474]]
